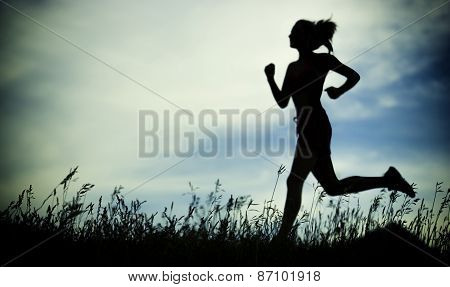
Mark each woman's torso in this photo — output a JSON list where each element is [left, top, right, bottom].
[[287, 53, 330, 111], [287, 53, 333, 155]]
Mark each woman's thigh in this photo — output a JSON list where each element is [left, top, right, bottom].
[[311, 155, 340, 189], [289, 147, 317, 183]]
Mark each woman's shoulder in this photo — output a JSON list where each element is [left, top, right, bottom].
[[286, 61, 300, 73], [287, 60, 300, 67], [313, 53, 341, 70]]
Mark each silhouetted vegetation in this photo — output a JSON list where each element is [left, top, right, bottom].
[[0, 167, 448, 266]]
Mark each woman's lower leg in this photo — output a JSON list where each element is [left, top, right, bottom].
[[277, 176, 303, 238], [329, 176, 390, 196]]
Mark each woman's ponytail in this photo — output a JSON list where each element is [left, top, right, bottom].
[[314, 19, 337, 53]]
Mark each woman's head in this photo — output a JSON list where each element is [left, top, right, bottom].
[[289, 19, 337, 53]]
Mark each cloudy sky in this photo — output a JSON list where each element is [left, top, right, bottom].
[[0, 0, 449, 215]]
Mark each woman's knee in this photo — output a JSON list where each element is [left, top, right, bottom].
[[287, 173, 304, 187], [322, 182, 342, 196]]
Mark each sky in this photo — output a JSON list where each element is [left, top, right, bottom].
[[0, 0, 449, 216]]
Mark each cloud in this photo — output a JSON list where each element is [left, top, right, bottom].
[[377, 95, 399, 108], [0, 0, 448, 214]]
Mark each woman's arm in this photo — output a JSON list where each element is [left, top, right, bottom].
[[265, 63, 291, 108], [324, 55, 360, 99]]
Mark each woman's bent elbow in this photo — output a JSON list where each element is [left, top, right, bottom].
[[353, 72, 360, 83], [278, 102, 288, 109]]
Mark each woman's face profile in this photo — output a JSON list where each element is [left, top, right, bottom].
[[289, 25, 305, 49]]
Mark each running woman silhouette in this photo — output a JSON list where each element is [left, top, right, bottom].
[[264, 19, 415, 239]]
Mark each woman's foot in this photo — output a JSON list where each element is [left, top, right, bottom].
[[384, 167, 415, 197]]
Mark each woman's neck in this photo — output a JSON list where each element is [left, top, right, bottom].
[[298, 49, 314, 60]]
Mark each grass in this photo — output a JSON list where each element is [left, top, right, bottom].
[[0, 166, 449, 266]]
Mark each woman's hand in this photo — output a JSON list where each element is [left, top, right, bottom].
[[264, 63, 275, 79], [324, 86, 342, 99]]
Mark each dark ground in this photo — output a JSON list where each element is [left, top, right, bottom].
[[1, 222, 447, 267]]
